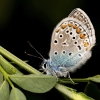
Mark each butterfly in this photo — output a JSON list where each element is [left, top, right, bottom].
[[41, 8, 96, 79]]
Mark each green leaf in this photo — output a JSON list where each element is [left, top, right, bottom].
[[9, 87, 26, 100], [88, 75, 100, 83], [0, 80, 10, 100], [84, 82, 100, 100], [9, 74, 57, 93], [76, 92, 94, 100], [0, 72, 3, 85], [55, 83, 94, 100]]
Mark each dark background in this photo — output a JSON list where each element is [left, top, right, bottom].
[[0, 0, 100, 99]]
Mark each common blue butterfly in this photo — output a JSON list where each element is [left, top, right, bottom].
[[41, 8, 96, 78]]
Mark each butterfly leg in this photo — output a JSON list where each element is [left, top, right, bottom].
[[67, 71, 74, 84]]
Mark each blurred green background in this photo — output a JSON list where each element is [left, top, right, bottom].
[[0, 0, 100, 99]]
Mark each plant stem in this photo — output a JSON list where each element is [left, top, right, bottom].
[[72, 78, 89, 82], [0, 66, 14, 88], [0, 55, 23, 74], [58, 78, 89, 84], [0, 46, 41, 75]]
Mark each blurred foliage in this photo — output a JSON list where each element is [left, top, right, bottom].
[[0, 0, 15, 27]]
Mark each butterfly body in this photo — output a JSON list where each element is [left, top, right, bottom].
[[42, 8, 96, 77]]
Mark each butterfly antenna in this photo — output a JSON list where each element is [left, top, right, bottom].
[[25, 51, 43, 60], [27, 41, 45, 60]]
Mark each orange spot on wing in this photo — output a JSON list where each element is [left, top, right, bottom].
[[68, 23, 73, 27], [86, 47, 88, 51], [83, 42, 89, 47], [76, 28, 81, 34], [73, 25, 78, 29], [56, 27, 60, 32], [80, 33, 86, 39], [61, 23, 67, 29]]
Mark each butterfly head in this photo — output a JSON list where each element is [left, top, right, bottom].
[[41, 59, 70, 77]]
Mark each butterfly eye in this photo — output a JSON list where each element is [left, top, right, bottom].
[[43, 63, 46, 68]]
